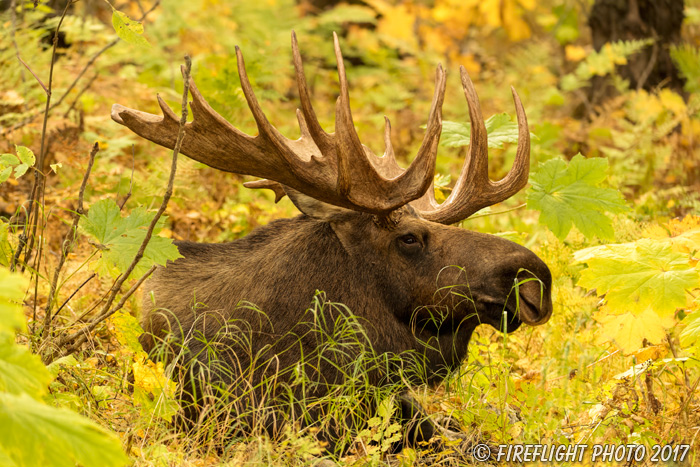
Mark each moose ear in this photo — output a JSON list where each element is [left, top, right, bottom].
[[284, 187, 354, 222]]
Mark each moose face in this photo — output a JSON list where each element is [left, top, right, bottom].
[[296, 194, 552, 340]]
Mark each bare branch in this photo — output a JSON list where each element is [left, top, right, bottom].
[[118, 145, 135, 210], [52, 55, 192, 356], [42, 143, 99, 338]]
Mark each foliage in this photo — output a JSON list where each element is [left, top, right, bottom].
[[110, 7, 151, 48], [527, 154, 628, 240], [0, 270, 128, 467], [440, 113, 522, 149], [80, 199, 182, 278], [561, 39, 653, 91], [0, 145, 35, 182], [1, 0, 700, 464], [670, 44, 700, 94]]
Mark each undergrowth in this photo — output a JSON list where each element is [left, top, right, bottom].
[[1, 0, 700, 466]]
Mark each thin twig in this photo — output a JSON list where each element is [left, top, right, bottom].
[[16, 0, 76, 273], [118, 145, 135, 210], [64, 265, 157, 352], [16, 55, 48, 94], [63, 72, 99, 118], [637, 39, 659, 91], [55, 55, 192, 356], [53, 273, 97, 319], [42, 142, 99, 338], [1, 0, 162, 136], [10, 0, 27, 88]]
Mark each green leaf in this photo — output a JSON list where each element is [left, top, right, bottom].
[[681, 311, 700, 351], [80, 199, 182, 278], [0, 336, 52, 399], [46, 355, 79, 378], [0, 167, 11, 183], [0, 268, 28, 334], [440, 113, 525, 149], [527, 154, 628, 240], [575, 239, 700, 316], [111, 311, 145, 355], [13, 164, 28, 178], [670, 44, 700, 94], [0, 154, 18, 166], [0, 392, 129, 467], [14, 146, 35, 166], [50, 163, 62, 173], [111, 9, 151, 47], [0, 223, 11, 267]]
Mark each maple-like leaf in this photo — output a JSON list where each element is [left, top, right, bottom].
[[440, 113, 522, 149], [527, 154, 628, 240], [575, 239, 700, 317], [595, 308, 675, 354], [80, 199, 182, 278]]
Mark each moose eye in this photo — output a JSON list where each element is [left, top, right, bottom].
[[399, 234, 419, 245]]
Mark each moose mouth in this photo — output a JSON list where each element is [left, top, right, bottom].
[[482, 281, 552, 333]]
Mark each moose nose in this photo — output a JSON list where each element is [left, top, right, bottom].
[[515, 274, 553, 326]]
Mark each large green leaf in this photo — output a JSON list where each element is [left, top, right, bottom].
[[575, 239, 700, 316], [80, 199, 182, 278], [440, 113, 523, 149], [0, 336, 51, 399], [527, 154, 628, 240], [0, 268, 28, 334], [0, 392, 129, 467]]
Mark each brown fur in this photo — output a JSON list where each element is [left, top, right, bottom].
[[141, 202, 552, 451]]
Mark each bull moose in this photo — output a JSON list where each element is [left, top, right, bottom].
[[111, 32, 553, 455]]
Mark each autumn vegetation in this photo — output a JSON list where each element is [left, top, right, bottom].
[[1, 0, 700, 465]]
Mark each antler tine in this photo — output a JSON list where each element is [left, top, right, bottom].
[[495, 87, 530, 193], [235, 46, 296, 153], [367, 117, 403, 177], [112, 34, 451, 216], [292, 31, 333, 155], [417, 67, 530, 225], [333, 32, 369, 198]]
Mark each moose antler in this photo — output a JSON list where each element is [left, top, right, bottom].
[[111, 32, 446, 216], [410, 68, 530, 225]]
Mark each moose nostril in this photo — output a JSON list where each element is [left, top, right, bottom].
[[516, 278, 553, 325]]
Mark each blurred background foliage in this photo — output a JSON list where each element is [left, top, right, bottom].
[[1, 0, 700, 464]]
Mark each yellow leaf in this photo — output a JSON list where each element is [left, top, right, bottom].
[[627, 90, 663, 123], [643, 215, 700, 259], [478, 0, 501, 28], [502, 0, 531, 41], [366, 0, 418, 49], [565, 45, 587, 62], [132, 355, 176, 396], [632, 344, 668, 362], [658, 89, 687, 116], [594, 308, 675, 354]]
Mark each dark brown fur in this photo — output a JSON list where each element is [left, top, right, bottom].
[[141, 202, 552, 452]]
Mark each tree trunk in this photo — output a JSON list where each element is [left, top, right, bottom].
[[588, 0, 685, 101]]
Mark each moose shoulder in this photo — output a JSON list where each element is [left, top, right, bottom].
[[112, 32, 553, 453]]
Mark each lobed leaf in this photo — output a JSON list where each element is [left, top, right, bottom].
[[440, 113, 523, 149], [0, 336, 52, 399], [80, 199, 182, 278], [576, 238, 700, 316], [0, 392, 129, 467], [527, 154, 628, 240]]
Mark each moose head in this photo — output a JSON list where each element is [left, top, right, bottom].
[[111, 32, 552, 454]]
